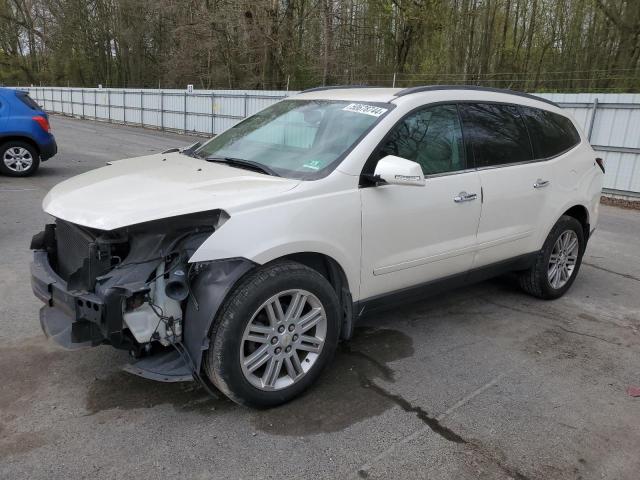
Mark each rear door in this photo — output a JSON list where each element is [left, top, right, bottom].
[[459, 103, 554, 268], [519, 106, 586, 240]]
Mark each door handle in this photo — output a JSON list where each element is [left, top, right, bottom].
[[533, 179, 550, 189], [454, 191, 477, 203]]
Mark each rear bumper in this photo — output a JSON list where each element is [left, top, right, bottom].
[[39, 135, 57, 160]]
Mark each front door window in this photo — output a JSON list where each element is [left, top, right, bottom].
[[377, 104, 465, 175]]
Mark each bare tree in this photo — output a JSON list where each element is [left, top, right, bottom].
[[0, 0, 638, 91]]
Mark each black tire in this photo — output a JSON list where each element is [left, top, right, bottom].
[[518, 215, 585, 299], [204, 260, 341, 408], [0, 141, 40, 176]]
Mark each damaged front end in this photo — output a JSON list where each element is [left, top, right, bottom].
[[30, 210, 252, 383]]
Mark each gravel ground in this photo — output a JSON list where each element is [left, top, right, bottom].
[[1, 116, 639, 480], [600, 195, 640, 211]]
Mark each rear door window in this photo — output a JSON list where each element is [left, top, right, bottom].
[[520, 107, 581, 159], [459, 103, 533, 167]]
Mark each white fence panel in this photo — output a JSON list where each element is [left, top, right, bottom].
[[18, 87, 640, 196], [23, 87, 292, 137]]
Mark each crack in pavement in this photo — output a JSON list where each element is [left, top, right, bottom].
[[482, 298, 569, 324], [342, 342, 466, 443], [583, 262, 640, 283], [364, 381, 467, 444], [556, 325, 622, 346], [482, 297, 629, 348], [354, 375, 532, 480], [340, 344, 395, 381], [343, 344, 532, 480]]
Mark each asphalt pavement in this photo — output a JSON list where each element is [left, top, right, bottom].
[[1, 116, 639, 479]]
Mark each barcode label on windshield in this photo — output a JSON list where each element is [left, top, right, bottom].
[[342, 103, 388, 117]]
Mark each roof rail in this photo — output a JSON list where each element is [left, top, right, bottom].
[[393, 85, 559, 107], [300, 85, 380, 93]]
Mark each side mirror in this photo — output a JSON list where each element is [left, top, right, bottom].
[[373, 155, 425, 186]]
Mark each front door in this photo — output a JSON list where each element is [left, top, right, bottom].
[[360, 104, 482, 300]]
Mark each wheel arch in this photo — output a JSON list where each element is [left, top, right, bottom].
[[562, 204, 590, 240], [537, 203, 592, 254], [184, 250, 357, 378], [0, 135, 41, 155], [273, 251, 355, 340]]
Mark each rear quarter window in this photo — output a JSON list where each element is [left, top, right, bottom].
[[520, 107, 581, 159], [16, 92, 42, 110]]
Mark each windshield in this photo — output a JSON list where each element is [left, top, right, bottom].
[[195, 99, 391, 179]]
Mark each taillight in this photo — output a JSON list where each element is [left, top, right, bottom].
[[33, 115, 51, 133], [595, 157, 605, 174]]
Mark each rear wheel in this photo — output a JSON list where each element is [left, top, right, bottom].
[[519, 215, 585, 299], [0, 141, 40, 176], [204, 261, 341, 408]]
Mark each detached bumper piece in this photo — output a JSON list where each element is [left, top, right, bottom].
[[31, 249, 145, 351], [122, 349, 193, 382], [32, 250, 106, 349], [39, 303, 98, 350]]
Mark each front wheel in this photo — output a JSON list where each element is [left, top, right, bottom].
[[518, 215, 585, 299], [204, 261, 341, 408], [0, 141, 40, 176]]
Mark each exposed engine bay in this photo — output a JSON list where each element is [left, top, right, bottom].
[[30, 209, 254, 383]]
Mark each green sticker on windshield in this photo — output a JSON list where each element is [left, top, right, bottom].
[[302, 160, 322, 170]]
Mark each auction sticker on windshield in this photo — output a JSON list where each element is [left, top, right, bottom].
[[342, 103, 388, 117]]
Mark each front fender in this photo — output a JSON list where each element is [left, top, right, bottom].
[[184, 259, 256, 372], [188, 189, 362, 300]]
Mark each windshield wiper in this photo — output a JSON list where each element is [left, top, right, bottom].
[[205, 156, 280, 177]]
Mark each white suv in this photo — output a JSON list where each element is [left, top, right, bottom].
[[31, 86, 603, 407]]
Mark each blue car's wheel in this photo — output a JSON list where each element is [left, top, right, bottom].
[[0, 141, 40, 176]]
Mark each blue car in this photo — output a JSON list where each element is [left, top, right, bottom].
[[0, 88, 57, 176]]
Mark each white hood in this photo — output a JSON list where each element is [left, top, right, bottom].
[[43, 153, 300, 230]]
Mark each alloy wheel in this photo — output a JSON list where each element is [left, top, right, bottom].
[[240, 289, 327, 391], [3, 147, 33, 172], [548, 230, 579, 289]]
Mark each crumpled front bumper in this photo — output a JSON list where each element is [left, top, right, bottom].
[[31, 239, 257, 384], [31, 249, 195, 381], [31, 250, 106, 349]]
